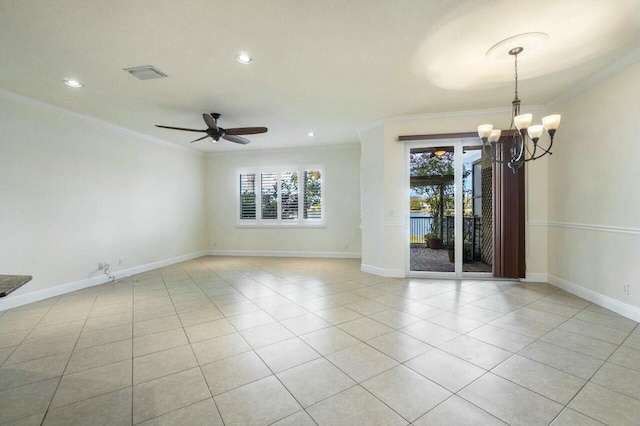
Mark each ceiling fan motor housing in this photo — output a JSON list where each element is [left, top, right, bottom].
[[208, 130, 224, 141]]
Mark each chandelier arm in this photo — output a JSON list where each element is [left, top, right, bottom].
[[483, 142, 500, 163], [520, 140, 553, 163], [511, 133, 526, 164], [485, 150, 510, 164], [524, 135, 538, 159], [529, 137, 554, 160], [482, 139, 512, 165]]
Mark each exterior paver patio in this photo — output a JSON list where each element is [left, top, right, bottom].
[[410, 246, 492, 273]]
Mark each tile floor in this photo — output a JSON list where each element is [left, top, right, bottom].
[[0, 256, 638, 425]]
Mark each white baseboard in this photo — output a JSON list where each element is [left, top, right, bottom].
[[206, 250, 361, 259], [361, 264, 405, 278], [522, 273, 549, 283], [0, 275, 108, 313], [0, 251, 208, 312], [112, 251, 208, 279], [547, 274, 640, 322]]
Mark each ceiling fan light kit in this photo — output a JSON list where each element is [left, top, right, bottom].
[[156, 113, 267, 145], [478, 33, 561, 171]]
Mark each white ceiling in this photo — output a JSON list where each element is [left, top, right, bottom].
[[1, 0, 638, 152]]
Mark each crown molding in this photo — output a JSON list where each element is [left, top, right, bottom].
[[206, 142, 359, 158], [0, 89, 204, 156], [546, 47, 640, 109], [357, 105, 546, 137], [358, 47, 640, 138]]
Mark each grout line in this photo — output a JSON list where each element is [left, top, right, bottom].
[[38, 292, 100, 426], [130, 278, 136, 426], [545, 313, 633, 424], [3, 257, 637, 426], [0, 303, 61, 368], [174, 265, 228, 426]]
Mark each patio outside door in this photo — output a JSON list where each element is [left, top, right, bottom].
[[408, 139, 493, 277]]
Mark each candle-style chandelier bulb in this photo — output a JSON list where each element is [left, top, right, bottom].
[[488, 129, 501, 142], [477, 124, 493, 138], [542, 114, 561, 131], [514, 114, 532, 131]]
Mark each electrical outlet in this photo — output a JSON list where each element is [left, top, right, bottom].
[[98, 262, 104, 270], [344, 243, 349, 249], [623, 283, 630, 295], [118, 259, 123, 266]]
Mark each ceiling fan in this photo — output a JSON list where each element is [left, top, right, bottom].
[[156, 113, 267, 145]]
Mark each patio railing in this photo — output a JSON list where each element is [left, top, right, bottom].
[[410, 216, 482, 261]]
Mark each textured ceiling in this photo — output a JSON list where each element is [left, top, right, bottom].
[[1, 0, 638, 152]]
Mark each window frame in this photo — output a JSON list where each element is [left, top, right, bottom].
[[236, 165, 325, 227]]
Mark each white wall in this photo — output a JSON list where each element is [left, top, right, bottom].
[[0, 92, 207, 309], [359, 125, 386, 270], [359, 109, 550, 277], [547, 61, 640, 315], [206, 144, 361, 257]]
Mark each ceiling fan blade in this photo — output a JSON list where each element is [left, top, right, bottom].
[[223, 134, 251, 145], [202, 113, 219, 131], [156, 125, 206, 133], [190, 135, 210, 143], [224, 127, 268, 135]]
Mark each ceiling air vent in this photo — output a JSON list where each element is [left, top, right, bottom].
[[124, 65, 167, 80]]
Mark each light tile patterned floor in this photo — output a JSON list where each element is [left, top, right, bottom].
[[0, 256, 638, 425]]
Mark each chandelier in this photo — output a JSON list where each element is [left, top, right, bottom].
[[477, 43, 561, 171]]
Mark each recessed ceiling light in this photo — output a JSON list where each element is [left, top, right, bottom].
[[236, 53, 252, 64], [308, 131, 315, 137], [63, 79, 83, 88]]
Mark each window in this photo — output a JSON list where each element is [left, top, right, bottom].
[[281, 171, 298, 220], [238, 166, 324, 226], [304, 170, 322, 219], [261, 172, 278, 220], [239, 173, 256, 219]]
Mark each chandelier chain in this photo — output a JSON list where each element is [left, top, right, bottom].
[[514, 53, 519, 101]]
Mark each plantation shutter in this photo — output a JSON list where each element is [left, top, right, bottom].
[[304, 170, 322, 219], [281, 171, 298, 220], [261, 172, 278, 219], [239, 173, 256, 219]]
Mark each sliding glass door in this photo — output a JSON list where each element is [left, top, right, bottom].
[[409, 145, 456, 273], [408, 139, 493, 277]]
